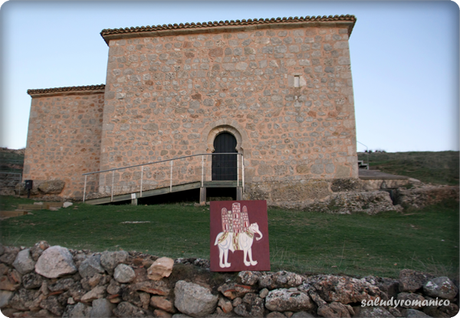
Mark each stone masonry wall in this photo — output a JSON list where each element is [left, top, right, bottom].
[[1, 242, 458, 317], [23, 88, 105, 199], [99, 21, 358, 197]]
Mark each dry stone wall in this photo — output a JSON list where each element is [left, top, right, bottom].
[[100, 21, 358, 196], [23, 88, 105, 198], [0, 242, 458, 317]]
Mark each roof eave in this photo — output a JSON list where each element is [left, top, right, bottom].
[[27, 84, 106, 97], [100, 15, 357, 46]]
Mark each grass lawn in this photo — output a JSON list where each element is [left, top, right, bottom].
[[0, 196, 458, 279]]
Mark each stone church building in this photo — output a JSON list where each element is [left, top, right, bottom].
[[23, 14, 358, 207]]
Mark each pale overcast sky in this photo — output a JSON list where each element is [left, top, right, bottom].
[[0, 0, 458, 152]]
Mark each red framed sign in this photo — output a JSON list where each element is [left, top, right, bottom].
[[210, 200, 270, 272]]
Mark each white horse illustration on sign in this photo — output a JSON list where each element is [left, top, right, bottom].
[[213, 203, 263, 268]]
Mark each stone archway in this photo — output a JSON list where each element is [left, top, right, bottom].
[[206, 125, 244, 154]]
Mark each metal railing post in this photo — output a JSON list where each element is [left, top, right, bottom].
[[237, 153, 240, 186], [83, 175, 87, 202], [242, 154, 245, 191], [170, 160, 173, 192], [111, 170, 115, 202], [201, 155, 204, 187], [140, 166, 144, 197]]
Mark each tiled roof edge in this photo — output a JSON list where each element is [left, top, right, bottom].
[[100, 14, 357, 44], [27, 84, 106, 97]]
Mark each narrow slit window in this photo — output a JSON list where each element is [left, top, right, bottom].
[[294, 75, 300, 87]]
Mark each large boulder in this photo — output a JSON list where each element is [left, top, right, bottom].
[[423, 276, 458, 299], [265, 288, 314, 312], [174, 280, 218, 317], [399, 269, 433, 292], [35, 246, 77, 278], [258, 271, 304, 289], [38, 180, 65, 194], [304, 275, 383, 304]]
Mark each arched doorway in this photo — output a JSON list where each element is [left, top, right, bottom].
[[212, 132, 237, 180]]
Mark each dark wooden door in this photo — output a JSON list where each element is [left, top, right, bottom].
[[212, 133, 237, 180]]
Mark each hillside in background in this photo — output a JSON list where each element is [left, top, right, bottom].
[[0, 147, 24, 174], [358, 151, 459, 186], [0, 148, 458, 185]]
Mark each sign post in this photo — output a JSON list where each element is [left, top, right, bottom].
[[210, 200, 270, 272]]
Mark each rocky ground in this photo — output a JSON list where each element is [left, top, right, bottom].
[[0, 242, 458, 317]]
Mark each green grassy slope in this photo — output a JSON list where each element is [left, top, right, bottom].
[[358, 151, 459, 185]]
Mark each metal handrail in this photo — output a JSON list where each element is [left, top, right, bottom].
[[82, 153, 244, 202], [82, 153, 241, 175], [357, 141, 369, 169]]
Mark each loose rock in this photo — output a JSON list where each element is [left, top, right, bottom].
[[79, 254, 105, 278], [12, 249, 35, 274], [37, 179, 65, 194], [22, 272, 44, 289], [0, 290, 13, 308], [355, 306, 394, 317], [100, 250, 129, 275], [423, 276, 458, 300], [218, 282, 257, 300], [63, 302, 91, 317], [174, 280, 218, 317], [113, 301, 146, 317], [150, 296, 176, 313], [90, 298, 116, 317], [233, 292, 264, 316], [399, 269, 433, 292], [147, 257, 174, 280], [81, 285, 106, 302], [40, 295, 64, 316], [265, 288, 314, 312], [35, 245, 77, 278], [114, 264, 136, 283], [305, 275, 383, 304]]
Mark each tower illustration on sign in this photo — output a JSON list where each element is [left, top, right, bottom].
[[214, 202, 263, 268]]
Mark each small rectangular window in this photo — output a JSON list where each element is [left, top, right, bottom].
[[294, 75, 300, 87]]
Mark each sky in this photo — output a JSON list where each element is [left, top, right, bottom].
[[0, 0, 458, 153]]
